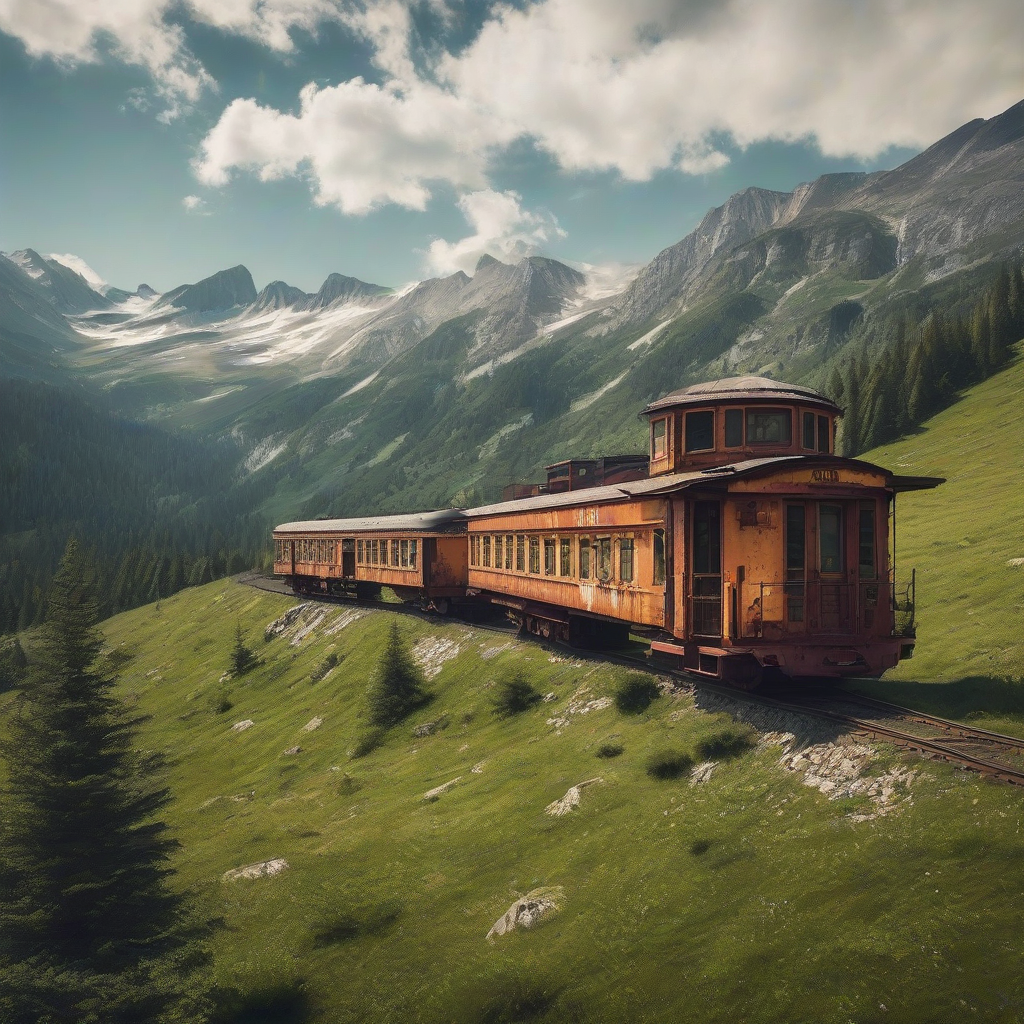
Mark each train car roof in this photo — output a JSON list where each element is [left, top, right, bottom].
[[642, 375, 841, 416], [274, 509, 467, 535]]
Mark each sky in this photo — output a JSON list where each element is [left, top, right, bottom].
[[1, 0, 1022, 295]]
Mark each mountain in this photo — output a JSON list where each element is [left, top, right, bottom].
[[2, 248, 111, 314], [253, 280, 311, 312], [303, 273, 390, 310], [157, 264, 258, 312]]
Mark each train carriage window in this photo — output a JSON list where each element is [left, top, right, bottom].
[[516, 536, 525, 572], [685, 411, 715, 452], [653, 529, 666, 585], [543, 538, 556, 576], [785, 504, 806, 622], [560, 537, 573, 577], [392, 540, 400, 566], [579, 538, 591, 579], [818, 415, 830, 453], [529, 537, 540, 574], [819, 504, 843, 574], [651, 418, 668, 459], [725, 409, 743, 448], [409, 539, 418, 569], [619, 538, 635, 582], [505, 535, 514, 570], [356, 540, 363, 563], [859, 502, 876, 578], [802, 411, 815, 450], [494, 535, 503, 570], [746, 408, 792, 445], [401, 539, 410, 567], [596, 538, 612, 582], [470, 536, 479, 566], [483, 535, 491, 568]]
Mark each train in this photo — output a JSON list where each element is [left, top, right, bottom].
[[272, 375, 942, 688]]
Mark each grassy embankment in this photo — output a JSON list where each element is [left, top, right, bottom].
[[45, 565, 1024, 1024], [850, 343, 1024, 729]]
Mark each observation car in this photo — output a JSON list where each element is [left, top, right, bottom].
[[272, 376, 942, 687]]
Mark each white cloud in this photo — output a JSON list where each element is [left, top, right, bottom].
[[47, 252, 108, 291], [426, 190, 566, 276], [0, 0, 342, 118], [181, 194, 206, 211], [195, 0, 1024, 208]]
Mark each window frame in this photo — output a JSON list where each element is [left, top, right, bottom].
[[528, 536, 541, 574], [684, 410, 715, 453], [559, 536, 573, 577], [745, 407, 793, 446], [651, 417, 668, 459], [619, 537, 635, 582], [543, 537, 556, 576], [596, 536, 613, 582], [579, 537, 592, 579], [516, 535, 526, 572]]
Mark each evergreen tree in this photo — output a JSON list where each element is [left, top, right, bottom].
[[0, 540, 210, 1023], [229, 621, 256, 677], [367, 622, 429, 727]]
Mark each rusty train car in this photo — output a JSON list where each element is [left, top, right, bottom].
[[273, 376, 942, 687]]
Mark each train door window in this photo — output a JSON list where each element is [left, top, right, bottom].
[[409, 539, 418, 569], [802, 411, 815, 450], [369, 540, 376, 564], [494, 535, 503, 570], [858, 502, 876, 578], [818, 415, 830, 453], [785, 504, 806, 623], [685, 411, 715, 452], [470, 537, 479, 566], [579, 538, 592, 579], [651, 418, 668, 459], [505, 536, 514, 570], [529, 537, 541, 574], [692, 502, 722, 637], [653, 529, 666, 585], [596, 537, 612, 582], [619, 538, 635, 582], [819, 504, 843, 574], [516, 536, 526, 572], [543, 538, 556, 576], [560, 537, 573, 577], [725, 409, 743, 447], [746, 408, 792, 445], [356, 540, 363, 564], [401, 539, 410, 567], [483, 535, 492, 568], [392, 540, 401, 566]]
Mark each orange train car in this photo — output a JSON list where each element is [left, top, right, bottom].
[[272, 376, 942, 687]]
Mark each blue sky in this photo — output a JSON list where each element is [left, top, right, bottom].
[[1, 1, 1021, 294]]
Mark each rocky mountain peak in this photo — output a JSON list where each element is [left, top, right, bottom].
[[158, 265, 258, 313], [304, 273, 391, 311], [253, 280, 310, 312]]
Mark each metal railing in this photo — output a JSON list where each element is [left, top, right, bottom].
[[732, 571, 916, 640]]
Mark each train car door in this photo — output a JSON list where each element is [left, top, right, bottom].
[[817, 503, 849, 631], [342, 539, 356, 578], [691, 500, 722, 638]]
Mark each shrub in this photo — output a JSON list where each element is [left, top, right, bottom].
[[614, 671, 660, 714], [350, 727, 387, 759], [645, 749, 694, 780], [689, 839, 711, 856], [595, 742, 624, 759], [697, 724, 757, 761], [230, 621, 257, 677], [366, 623, 429, 727], [213, 692, 233, 714], [491, 668, 542, 718], [310, 651, 339, 684]]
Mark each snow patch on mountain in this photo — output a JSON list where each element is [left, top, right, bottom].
[[245, 435, 288, 473]]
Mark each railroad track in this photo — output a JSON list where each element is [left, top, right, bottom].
[[236, 572, 1024, 787]]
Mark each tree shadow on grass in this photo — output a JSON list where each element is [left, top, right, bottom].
[[310, 900, 402, 948], [211, 980, 313, 1024], [849, 675, 1024, 726]]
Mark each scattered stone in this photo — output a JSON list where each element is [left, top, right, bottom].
[[542, 692, 557, 702], [690, 761, 717, 786], [413, 714, 449, 738], [545, 777, 603, 816], [548, 654, 584, 667], [480, 642, 511, 660], [486, 886, 564, 941], [223, 858, 289, 882], [1007, 557, 1024, 568], [546, 687, 613, 730], [458, 743, 469, 752], [413, 636, 463, 679], [324, 608, 368, 635], [302, 716, 323, 732], [290, 608, 327, 645], [471, 761, 486, 774], [264, 604, 309, 640], [283, 746, 302, 755], [422, 777, 462, 802], [231, 720, 254, 733]]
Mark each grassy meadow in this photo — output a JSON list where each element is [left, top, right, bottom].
[[28, 572, 1022, 1023]]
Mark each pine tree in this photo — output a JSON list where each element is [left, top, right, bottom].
[[367, 622, 429, 727], [0, 540, 210, 1023], [229, 621, 256, 677]]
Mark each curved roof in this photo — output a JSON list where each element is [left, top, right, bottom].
[[274, 509, 466, 535], [642, 375, 841, 416]]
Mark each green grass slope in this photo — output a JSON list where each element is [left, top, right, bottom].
[[858, 346, 1023, 689], [42, 579, 1024, 1022]]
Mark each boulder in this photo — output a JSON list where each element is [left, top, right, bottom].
[[486, 886, 564, 942]]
